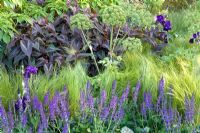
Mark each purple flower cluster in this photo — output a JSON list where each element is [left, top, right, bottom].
[[189, 32, 200, 44], [24, 66, 38, 79], [155, 15, 172, 31]]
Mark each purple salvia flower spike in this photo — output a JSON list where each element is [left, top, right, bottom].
[[133, 81, 141, 103], [185, 94, 195, 123], [141, 102, 146, 118], [43, 91, 50, 106], [37, 123, 43, 133], [156, 77, 165, 112], [62, 122, 69, 133], [99, 89, 106, 114], [21, 113, 27, 128], [7, 104, 14, 130], [0, 98, 9, 131], [144, 91, 152, 110], [100, 107, 110, 121], [119, 83, 130, 107], [33, 96, 41, 110]]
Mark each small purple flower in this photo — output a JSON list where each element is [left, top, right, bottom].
[[36, 0, 45, 5], [193, 34, 197, 39], [49, 93, 59, 120], [155, 15, 165, 24], [24, 66, 38, 79], [197, 32, 200, 36], [133, 81, 141, 103], [80, 90, 86, 112], [163, 21, 172, 31], [161, 107, 174, 132], [39, 104, 48, 128]]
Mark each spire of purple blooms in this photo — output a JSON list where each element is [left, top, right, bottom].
[[156, 77, 165, 112], [185, 94, 195, 123], [62, 122, 69, 133], [144, 91, 152, 110], [80, 90, 86, 112], [161, 107, 174, 132], [109, 95, 118, 118], [24, 66, 38, 79], [37, 123, 43, 133], [141, 102, 146, 118], [133, 81, 141, 103], [0, 98, 8, 131], [39, 104, 48, 128], [7, 105, 14, 131], [15, 89, 23, 115], [99, 89, 106, 114], [59, 95, 70, 123], [49, 92, 59, 121], [87, 95, 94, 113], [21, 113, 27, 128], [43, 91, 50, 106], [114, 107, 125, 121], [33, 96, 41, 110], [100, 107, 110, 121], [112, 80, 117, 96], [119, 83, 130, 107]]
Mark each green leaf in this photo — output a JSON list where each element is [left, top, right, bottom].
[[2, 33, 11, 44]]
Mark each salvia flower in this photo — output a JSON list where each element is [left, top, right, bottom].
[[59, 96, 70, 123], [100, 107, 110, 121], [43, 91, 50, 106], [156, 77, 165, 112], [161, 107, 174, 132], [119, 83, 130, 106], [21, 113, 27, 128], [133, 81, 141, 103], [0, 98, 8, 131], [144, 92, 152, 110], [185, 94, 195, 123], [62, 122, 68, 133], [141, 102, 146, 118], [99, 89, 106, 114], [7, 105, 14, 130]]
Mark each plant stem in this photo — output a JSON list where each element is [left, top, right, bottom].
[[110, 26, 114, 60], [112, 26, 120, 52], [81, 30, 100, 74]]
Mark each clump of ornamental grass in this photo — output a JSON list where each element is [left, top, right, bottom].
[[30, 63, 88, 112]]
